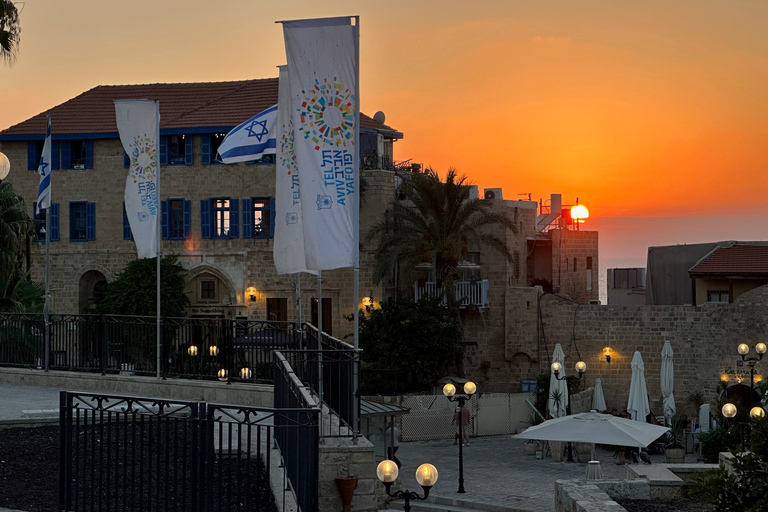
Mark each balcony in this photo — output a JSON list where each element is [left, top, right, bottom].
[[413, 280, 490, 309]]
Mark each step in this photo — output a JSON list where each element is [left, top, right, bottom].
[[381, 495, 532, 512]]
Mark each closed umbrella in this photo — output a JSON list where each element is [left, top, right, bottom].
[[627, 351, 650, 421], [592, 378, 607, 412], [548, 344, 568, 418], [661, 341, 675, 425], [514, 411, 669, 448]]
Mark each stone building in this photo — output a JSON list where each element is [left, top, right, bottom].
[[0, 78, 403, 337]]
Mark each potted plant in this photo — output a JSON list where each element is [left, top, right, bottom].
[[665, 419, 686, 463]]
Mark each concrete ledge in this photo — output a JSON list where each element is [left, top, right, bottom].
[[626, 463, 718, 500], [0, 367, 273, 407]]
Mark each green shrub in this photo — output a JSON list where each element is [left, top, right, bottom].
[[699, 427, 739, 463]]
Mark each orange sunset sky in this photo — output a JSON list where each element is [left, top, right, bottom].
[[2, 0, 767, 265]]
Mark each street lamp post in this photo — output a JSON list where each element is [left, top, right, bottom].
[[737, 343, 766, 408], [376, 460, 438, 512], [442, 381, 476, 493], [721, 401, 766, 452], [551, 360, 586, 461]]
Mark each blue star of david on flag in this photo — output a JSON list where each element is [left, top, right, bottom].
[[217, 105, 278, 164], [36, 116, 53, 215]]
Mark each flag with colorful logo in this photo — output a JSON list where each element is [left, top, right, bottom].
[[115, 100, 160, 259], [35, 115, 52, 214], [217, 105, 278, 164], [273, 66, 317, 275], [283, 16, 359, 270]]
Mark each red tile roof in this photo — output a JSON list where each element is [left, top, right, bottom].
[[689, 244, 768, 276], [0, 78, 399, 137]]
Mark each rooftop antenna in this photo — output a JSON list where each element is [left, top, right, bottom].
[[518, 192, 532, 201]]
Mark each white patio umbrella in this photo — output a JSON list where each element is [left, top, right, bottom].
[[514, 411, 669, 448], [627, 351, 650, 421], [592, 378, 607, 412], [548, 344, 568, 418], [661, 341, 676, 425]]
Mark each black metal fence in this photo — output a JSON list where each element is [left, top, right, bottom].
[[59, 390, 320, 512], [0, 314, 301, 382]]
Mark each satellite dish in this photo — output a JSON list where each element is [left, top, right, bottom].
[[373, 111, 386, 124], [0, 152, 9, 180]]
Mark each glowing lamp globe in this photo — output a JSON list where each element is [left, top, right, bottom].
[[738, 343, 750, 356], [240, 368, 252, 379], [575, 361, 587, 374], [722, 403, 737, 418], [376, 460, 399, 483], [415, 463, 438, 487], [551, 361, 562, 374], [757, 343, 767, 355], [750, 406, 766, 420], [0, 151, 9, 180], [209, 345, 219, 356], [443, 383, 456, 397], [187, 345, 198, 356], [570, 205, 589, 223], [463, 381, 477, 395], [217, 369, 228, 382]]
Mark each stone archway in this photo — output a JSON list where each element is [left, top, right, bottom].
[[184, 265, 238, 318], [78, 269, 108, 313]]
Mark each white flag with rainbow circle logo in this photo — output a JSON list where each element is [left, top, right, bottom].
[[115, 99, 160, 259], [283, 16, 359, 271]]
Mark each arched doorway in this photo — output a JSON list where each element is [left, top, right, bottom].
[[184, 269, 237, 318], [78, 270, 107, 313]]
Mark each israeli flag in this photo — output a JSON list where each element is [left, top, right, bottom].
[[217, 105, 278, 164], [35, 115, 52, 215]]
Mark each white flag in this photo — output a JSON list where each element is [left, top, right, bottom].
[[274, 66, 317, 276], [35, 116, 52, 214], [217, 105, 277, 164], [115, 100, 160, 259], [283, 17, 359, 270]]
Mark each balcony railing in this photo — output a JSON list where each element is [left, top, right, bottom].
[[413, 279, 490, 309]]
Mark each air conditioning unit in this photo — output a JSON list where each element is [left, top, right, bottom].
[[484, 188, 503, 200]]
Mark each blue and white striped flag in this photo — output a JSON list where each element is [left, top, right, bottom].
[[217, 105, 278, 164], [35, 115, 52, 215]]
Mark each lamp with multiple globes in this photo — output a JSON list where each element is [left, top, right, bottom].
[[721, 400, 766, 452], [551, 359, 586, 461], [376, 460, 438, 512], [442, 381, 476, 493], [737, 342, 766, 408]]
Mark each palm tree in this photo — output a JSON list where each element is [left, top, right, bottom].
[[0, 0, 20, 66], [0, 181, 33, 280], [0, 273, 44, 313], [368, 168, 518, 304]]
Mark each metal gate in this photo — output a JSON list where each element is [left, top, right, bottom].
[[59, 391, 318, 512]]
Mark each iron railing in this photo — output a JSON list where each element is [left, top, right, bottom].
[[413, 279, 490, 308], [0, 313, 301, 381], [59, 390, 319, 512]]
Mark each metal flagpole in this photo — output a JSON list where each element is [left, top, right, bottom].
[[44, 195, 50, 372], [155, 101, 162, 380], [295, 273, 302, 338], [317, 270, 324, 436], [352, 14, 361, 441]]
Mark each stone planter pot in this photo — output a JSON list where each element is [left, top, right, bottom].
[[335, 476, 358, 512], [665, 447, 686, 464], [550, 441, 565, 462]]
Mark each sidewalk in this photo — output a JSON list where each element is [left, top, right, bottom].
[[0, 383, 60, 424]]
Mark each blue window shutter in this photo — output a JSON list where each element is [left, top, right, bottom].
[[159, 137, 168, 166], [229, 199, 239, 238], [124, 152, 130, 168], [86, 202, 96, 240], [61, 141, 71, 170], [185, 135, 193, 165], [242, 199, 253, 238], [51, 142, 59, 170], [201, 199, 211, 239], [122, 203, 132, 240], [161, 200, 169, 239], [28, 142, 38, 170], [269, 198, 276, 238], [201, 135, 211, 165], [50, 204, 59, 241], [183, 200, 191, 239], [84, 140, 93, 169]]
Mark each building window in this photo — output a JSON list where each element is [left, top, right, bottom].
[[513, 251, 521, 279], [267, 298, 288, 322], [32, 203, 60, 242], [707, 290, 729, 303], [573, 258, 577, 272], [311, 297, 333, 336], [463, 252, 481, 282], [587, 257, 593, 270], [27, 141, 61, 171], [162, 199, 191, 240], [61, 140, 93, 169], [201, 198, 239, 239], [200, 280, 217, 301], [243, 197, 275, 238], [69, 201, 95, 241], [160, 135, 193, 166]]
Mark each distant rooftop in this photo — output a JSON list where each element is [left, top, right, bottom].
[[689, 243, 768, 276], [0, 78, 401, 139]]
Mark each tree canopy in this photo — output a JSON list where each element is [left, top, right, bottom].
[[94, 255, 190, 317], [0, 0, 20, 66], [367, 168, 517, 302]]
